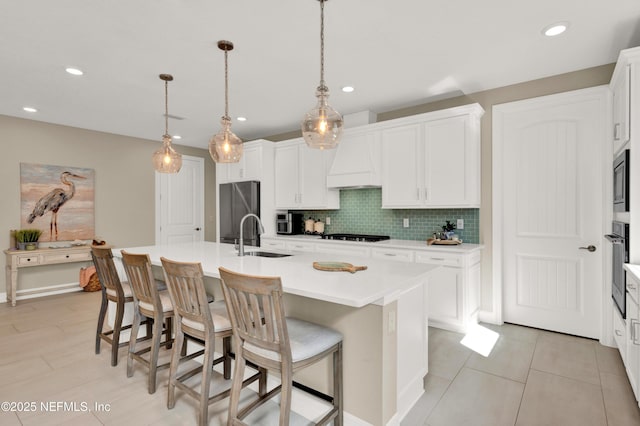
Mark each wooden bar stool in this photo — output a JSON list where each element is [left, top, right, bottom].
[[120, 250, 175, 394], [160, 257, 265, 426], [92, 246, 152, 367], [219, 266, 343, 426]]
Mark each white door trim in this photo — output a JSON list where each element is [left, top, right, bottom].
[[492, 85, 612, 343], [155, 155, 205, 245]]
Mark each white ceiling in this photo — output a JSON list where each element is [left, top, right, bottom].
[[2, 0, 640, 149]]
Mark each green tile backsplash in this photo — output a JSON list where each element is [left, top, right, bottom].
[[292, 188, 480, 243]]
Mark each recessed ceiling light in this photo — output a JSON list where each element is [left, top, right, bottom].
[[23, 107, 37, 113], [173, 135, 182, 140], [237, 116, 247, 122], [542, 22, 569, 37], [65, 67, 84, 76], [342, 86, 354, 93]]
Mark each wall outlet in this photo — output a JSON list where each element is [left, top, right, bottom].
[[326, 216, 331, 225], [403, 218, 409, 228], [457, 219, 464, 229]]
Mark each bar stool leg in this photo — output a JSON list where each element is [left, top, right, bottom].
[[127, 308, 142, 377], [167, 326, 184, 409]]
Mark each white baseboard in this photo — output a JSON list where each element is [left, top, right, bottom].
[[1, 282, 83, 304]]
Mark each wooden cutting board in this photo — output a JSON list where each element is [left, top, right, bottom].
[[312, 262, 367, 274]]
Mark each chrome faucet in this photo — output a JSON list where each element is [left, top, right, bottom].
[[238, 213, 265, 256]]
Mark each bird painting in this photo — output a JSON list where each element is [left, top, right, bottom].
[[20, 163, 95, 242], [27, 171, 86, 241]]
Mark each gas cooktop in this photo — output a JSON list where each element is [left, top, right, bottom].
[[320, 233, 390, 242]]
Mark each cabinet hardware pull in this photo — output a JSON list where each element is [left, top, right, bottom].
[[416, 188, 420, 200], [629, 284, 637, 290], [384, 253, 396, 256], [424, 188, 428, 200], [614, 123, 621, 141], [431, 257, 445, 261], [578, 245, 596, 252], [615, 329, 623, 337]]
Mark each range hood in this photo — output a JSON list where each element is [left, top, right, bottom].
[[327, 111, 382, 188]]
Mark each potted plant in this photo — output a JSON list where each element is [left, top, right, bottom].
[[15, 229, 43, 250], [441, 221, 457, 240]]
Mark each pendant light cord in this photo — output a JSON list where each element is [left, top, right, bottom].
[[164, 79, 169, 137], [224, 48, 229, 119], [319, 0, 325, 90]]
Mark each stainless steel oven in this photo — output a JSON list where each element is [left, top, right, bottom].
[[606, 221, 629, 318]]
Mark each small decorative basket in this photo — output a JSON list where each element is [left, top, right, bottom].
[[83, 273, 101, 292]]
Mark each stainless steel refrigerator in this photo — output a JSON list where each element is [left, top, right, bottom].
[[219, 181, 261, 247]]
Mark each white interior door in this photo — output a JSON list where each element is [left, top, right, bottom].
[[156, 155, 204, 245], [494, 87, 607, 339]]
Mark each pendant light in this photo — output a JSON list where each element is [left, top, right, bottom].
[[301, 0, 343, 150], [209, 40, 243, 163], [152, 74, 182, 173]]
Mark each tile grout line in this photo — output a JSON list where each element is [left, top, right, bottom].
[[512, 326, 542, 426]]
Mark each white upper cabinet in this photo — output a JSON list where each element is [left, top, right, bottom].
[[382, 124, 423, 207], [216, 139, 269, 183], [274, 138, 339, 210], [381, 104, 484, 208], [612, 63, 630, 156]]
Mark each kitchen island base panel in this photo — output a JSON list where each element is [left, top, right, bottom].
[[284, 278, 428, 426]]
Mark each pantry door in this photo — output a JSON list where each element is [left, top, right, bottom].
[[155, 155, 204, 245], [493, 87, 608, 339]]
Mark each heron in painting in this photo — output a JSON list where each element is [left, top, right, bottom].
[[27, 171, 86, 241]]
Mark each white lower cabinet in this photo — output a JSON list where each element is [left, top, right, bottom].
[[613, 305, 627, 364], [415, 250, 481, 333], [626, 273, 640, 400], [260, 236, 481, 333], [371, 247, 415, 263], [285, 241, 316, 252], [315, 243, 371, 258], [260, 238, 286, 250]]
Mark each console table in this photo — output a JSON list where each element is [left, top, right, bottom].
[[4, 246, 92, 306]]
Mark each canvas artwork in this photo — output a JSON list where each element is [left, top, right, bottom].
[[20, 163, 95, 242]]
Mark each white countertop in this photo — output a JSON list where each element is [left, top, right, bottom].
[[624, 263, 640, 279], [114, 241, 438, 308], [264, 234, 484, 254]]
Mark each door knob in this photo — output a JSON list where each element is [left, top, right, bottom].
[[579, 245, 596, 252], [195, 227, 201, 231]]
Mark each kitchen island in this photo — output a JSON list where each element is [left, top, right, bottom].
[[114, 241, 438, 425]]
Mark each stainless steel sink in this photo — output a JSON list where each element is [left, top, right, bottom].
[[244, 251, 292, 258]]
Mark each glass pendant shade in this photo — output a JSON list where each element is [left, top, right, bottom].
[[301, 0, 343, 149], [302, 87, 343, 149], [152, 73, 182, 173], [210, 40, 242, 164], [209, 116, 243, 163], [152, 135, 182, 173]]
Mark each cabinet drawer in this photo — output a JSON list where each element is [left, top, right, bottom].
[[316, 243, 371, 258], [371, 248, 414, 263], [613, 305, 626, 360], [17, 255, 41, 266], [285, 242, 316, 252], [415, 251, 462, 267], [42, 252, 92, 263], [261, 240, 286, 250]]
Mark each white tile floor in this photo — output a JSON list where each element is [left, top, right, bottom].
[[402, 323, 640, 426], [2, 292, 640, 425]]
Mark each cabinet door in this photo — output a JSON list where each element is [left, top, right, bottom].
[[226, 145, 261, 182], [381, 124, 422, 207], [612, 64, 630, 155], [274, 144, 300, 208], [424, 115, 479, 207], [299, 147, 333, 208], [427, 266, 463, 328], [626, 295, 639, 398]]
